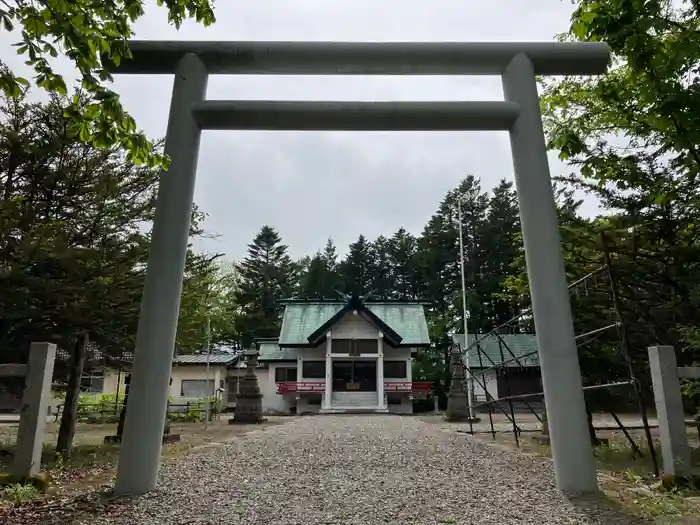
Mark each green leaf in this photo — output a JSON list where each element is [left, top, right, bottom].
[[0, 0, 218, 167]]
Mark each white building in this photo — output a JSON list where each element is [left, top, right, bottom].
[[255, 295, 432, 414]]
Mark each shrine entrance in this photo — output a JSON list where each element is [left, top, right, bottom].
[[109, 39, 611, 497], [332, 360, 378, 392]]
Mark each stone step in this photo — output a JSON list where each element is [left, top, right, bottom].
[[331, 392, 378, 406]]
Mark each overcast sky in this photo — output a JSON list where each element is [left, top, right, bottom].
[[1, 0, 600, 260]]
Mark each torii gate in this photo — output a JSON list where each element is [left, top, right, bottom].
[[108, 40, 611, 496]]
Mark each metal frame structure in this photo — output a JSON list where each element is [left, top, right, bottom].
[[108, 40, 610, 496], [458, 261, 660, 476]]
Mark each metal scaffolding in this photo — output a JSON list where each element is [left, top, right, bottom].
[[456, 261, 659, 476]]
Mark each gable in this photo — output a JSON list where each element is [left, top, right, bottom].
[[329, 311, 382, 339]]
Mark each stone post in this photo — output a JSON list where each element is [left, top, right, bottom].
[[230, 349, 264, 424], [12, 342, 57, 478], [377, 332, 386, 411], [648, 346, 691, 477], [323, 331, 332, 410]]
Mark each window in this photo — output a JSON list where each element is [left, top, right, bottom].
[[383, 361, 407, 379], [302, 361, 326, 379], [80, 369, 105, 394], [180, 379, 214, 398], [332, 339, 378, 355], [274, 367, 298, 382]]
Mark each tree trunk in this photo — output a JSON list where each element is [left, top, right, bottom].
[[586, 409, 599, 447], [116, 375, 131, 440], [56, 332, 89, 458]]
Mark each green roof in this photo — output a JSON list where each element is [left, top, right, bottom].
[[277, 300, 431, 346], [258, 342, 297, 361], [365, 303, 430, 346], [278, 302, 344, 346], [453, 333, 539, 368]]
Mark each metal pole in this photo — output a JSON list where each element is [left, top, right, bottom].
[[502, 53, 597, 493], [457, 198, 475, 420], [115, 53, 208, 496], [601, 231, 659, 476], [204, 313, 211, 429]]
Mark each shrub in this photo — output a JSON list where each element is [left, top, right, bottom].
[[166, 397, 221, 422], [53, 393, 126, 424], [0, 483, 40, 504]]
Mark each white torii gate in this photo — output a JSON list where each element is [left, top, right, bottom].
[[108, 40, 611, 496]]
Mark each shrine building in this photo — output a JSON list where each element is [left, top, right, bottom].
[[255, 295, 432, 414]]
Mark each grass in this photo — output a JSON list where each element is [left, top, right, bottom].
[[529, 437, 700, 523]]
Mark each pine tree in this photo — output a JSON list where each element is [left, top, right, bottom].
[[319, 238, 341, 296], [369, 236, 394, 299], [299, 252, 329, 298], [297, 238, 342, 299], [339, 235, 374, 296], [321, 238, 339, 271], [452, 176, 490, 333], [480, 179, 522, 329], [411, 176, 489, 407], [387, 228, 420, 300], [234, 226, 296, 347]]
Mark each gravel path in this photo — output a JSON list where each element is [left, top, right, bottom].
[[92, 416, 644, 525]]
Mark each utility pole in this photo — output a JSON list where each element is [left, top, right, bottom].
[[457, 197, 475, 420], [204, 313, 211, 430]]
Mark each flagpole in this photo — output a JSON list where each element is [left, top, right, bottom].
[[204, 313, 211, 430], [457, 197, 475, 419]]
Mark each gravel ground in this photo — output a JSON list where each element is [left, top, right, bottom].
[[90, 415, 645, 525]]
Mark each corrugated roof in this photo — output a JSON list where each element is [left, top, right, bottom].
[[278, 301, 430, 346], [173, 354, 240, 365], [453, 333, 539, 368], [258, 341, 298, 361]]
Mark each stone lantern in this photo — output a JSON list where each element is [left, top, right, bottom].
[[230, 348, 265, 424]]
